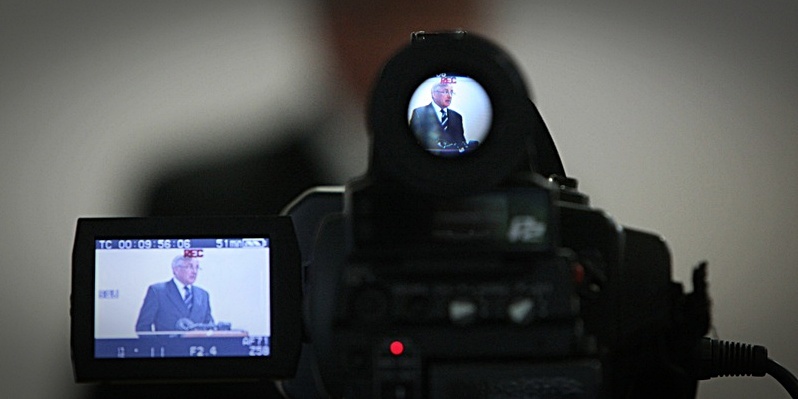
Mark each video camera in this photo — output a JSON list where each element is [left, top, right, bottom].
[[72, 32, 713, 398]]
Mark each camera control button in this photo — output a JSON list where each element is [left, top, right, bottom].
[[448, 298, 478, 325], [507, 297, 535, 325]]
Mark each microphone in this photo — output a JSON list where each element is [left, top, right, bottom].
[[175, 318, 231, 331]]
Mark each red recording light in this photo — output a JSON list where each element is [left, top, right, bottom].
[[389, 340, 405, 356]]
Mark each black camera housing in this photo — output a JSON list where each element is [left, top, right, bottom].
[[285, 32, 707, 398]]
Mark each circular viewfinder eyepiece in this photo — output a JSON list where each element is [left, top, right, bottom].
[[407, 74, 492, 157], [367, 31, 564, 196]]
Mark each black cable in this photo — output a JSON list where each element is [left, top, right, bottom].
[[694, 337, 798, 398], [694, 338, 768, 379], [767, 358, 798, 398]]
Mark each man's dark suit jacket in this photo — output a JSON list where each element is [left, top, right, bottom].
[[409, 103, 466, 149], [135, 280, 213, 332]]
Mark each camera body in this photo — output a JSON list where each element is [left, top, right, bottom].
[[289, 32, 707, 397], [287, 176, 701, 398], [71, 32, 709, 398]]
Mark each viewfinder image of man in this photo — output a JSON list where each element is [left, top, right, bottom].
[[409, 82, 468, 152], [135, 255, 214, 333]]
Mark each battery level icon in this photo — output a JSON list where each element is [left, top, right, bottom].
[[243, 238, 267, 247]]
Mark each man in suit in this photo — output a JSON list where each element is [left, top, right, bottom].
[[410, 83, 467, 151], [135, 256, 214, 332]]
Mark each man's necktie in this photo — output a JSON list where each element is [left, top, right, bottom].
[[184, 286, 193, 310], [441, 109, 448, 131]]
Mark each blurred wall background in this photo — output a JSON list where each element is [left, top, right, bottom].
[[1, 1, 796, 398]]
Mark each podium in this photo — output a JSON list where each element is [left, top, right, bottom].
[[136, 330, 249, 338]]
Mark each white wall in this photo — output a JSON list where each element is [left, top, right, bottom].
[[1, 1, 796, 398], [95, 247, 271, 338]]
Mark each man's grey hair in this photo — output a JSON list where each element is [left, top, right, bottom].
[[171, 255, 191, 269], [431, 83, 451, 95]]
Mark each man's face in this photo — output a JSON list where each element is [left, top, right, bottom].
[[432, 85, 453, 108], [173, 258, 199, 285]]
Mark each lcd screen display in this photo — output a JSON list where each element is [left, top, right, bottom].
[[93, 237, 271, 359]]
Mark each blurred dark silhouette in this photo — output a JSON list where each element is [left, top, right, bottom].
[[143, 0, 487, 218], [91, 1, 487, 398]]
